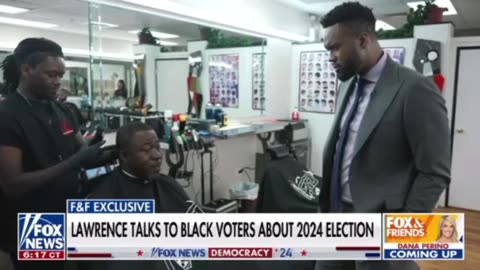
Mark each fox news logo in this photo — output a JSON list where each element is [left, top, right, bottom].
[[386, 216, 425, 237], [18, 213, 65, 252]]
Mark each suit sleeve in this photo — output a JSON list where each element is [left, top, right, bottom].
[[403, 77, 451, 212]]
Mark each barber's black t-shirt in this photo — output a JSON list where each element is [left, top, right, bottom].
[[0, 92, 82, 253]]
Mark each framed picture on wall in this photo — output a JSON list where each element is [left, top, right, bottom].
[[252, 53, 266, 110], [298, 51, 338, 114], [384, 47, 406, 64], [208, 53, 239, 108]]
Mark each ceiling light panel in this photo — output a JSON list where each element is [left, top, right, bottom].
[[0, 4, 29, 14], [90, 21, 119, 27], [128, 30, 179, 39], [0, 16, 57, 28]]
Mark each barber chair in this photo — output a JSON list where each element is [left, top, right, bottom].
[[256, 144, 321, 213]]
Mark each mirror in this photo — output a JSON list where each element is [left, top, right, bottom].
[[87, 2, 267, 124]]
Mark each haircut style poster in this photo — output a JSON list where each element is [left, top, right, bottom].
[[298, 51, 338, 114], [252, 53, 266, 110], [208, 54, 239, 108]]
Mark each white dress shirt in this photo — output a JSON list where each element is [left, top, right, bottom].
[[337, 52, 388, 203]]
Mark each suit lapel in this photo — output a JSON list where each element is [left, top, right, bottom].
[[352, 57, 404, 158]]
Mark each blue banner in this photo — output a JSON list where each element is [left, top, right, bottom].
[[384, 249, 463, 259], [67, 199, 155, 214]]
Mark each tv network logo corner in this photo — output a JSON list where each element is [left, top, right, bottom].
[[17, 213, 65, 260]]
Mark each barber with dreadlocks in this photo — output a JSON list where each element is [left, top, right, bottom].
[[0, 38, 107, 270]]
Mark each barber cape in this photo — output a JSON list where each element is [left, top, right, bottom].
[[76, 168, 204, 270], [87, 168, 202, 213], [257, 157, 321, 213]]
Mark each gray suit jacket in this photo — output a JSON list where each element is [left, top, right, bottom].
[[319, 57, 451, 213]]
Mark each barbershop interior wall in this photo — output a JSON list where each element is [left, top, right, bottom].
[[201, 46, 265, 118], [264, 38, 293, 119], [290, 39, 414, 176], [155, 52, 190, 114]]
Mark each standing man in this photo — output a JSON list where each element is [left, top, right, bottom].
[[317, 2, 451, 270], [0, 38, 107, 270]]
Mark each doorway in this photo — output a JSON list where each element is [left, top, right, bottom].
[[449, 46, 480, 211]]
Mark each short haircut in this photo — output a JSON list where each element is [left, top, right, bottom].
[[116, 122, 154, 153], [320, 2, 376, 35]]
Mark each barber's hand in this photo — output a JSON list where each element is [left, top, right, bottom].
[[68, 141, 106, 168]]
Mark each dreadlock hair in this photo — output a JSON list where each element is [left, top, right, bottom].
[[0, 38, 64, 94], [320, 2, 376, 36]]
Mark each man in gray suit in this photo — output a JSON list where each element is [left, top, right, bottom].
[[315, 2, 451, 270]]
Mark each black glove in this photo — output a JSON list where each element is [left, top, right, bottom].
[[82, 145, 119, 169], [68, 141, 106, 168]]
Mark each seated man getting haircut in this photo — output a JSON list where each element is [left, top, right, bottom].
[[80, 122, 203, 270], [88, 122, 201, 212]]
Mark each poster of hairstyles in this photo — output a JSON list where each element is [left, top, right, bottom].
[[252, 53, 266, 110], [384, 47, 406, 64], [208, 54, 239, 108], [298, 51, 337, 113]]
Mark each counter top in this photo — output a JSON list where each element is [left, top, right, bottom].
[[214, 117, 289, 138], [102, 117, 300, 147]]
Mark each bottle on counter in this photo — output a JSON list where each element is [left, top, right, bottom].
[[179, 114, 187, 133], [222, 113, 229, 127], [214, 103, 223, 124], [163, 110, 173, 142], [291, 106, 300, 121], [205, 103, 214, 120]]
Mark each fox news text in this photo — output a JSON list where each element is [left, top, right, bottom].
[[17, 200, 464, 261], [17, 213, 65, 260], [383, 213, 465, 260]]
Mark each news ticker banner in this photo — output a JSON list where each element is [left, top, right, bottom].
[[17, 199, 464, 261]]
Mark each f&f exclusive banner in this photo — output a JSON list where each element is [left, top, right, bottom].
[[17, 199, 464, 261]]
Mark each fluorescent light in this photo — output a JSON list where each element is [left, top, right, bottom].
[[82, 0, 310, 42], [376, 20, 395, 31], [407, 0, 457, 15], [63, 48, 134, 60], [128, 30, 178, 39], [90, 21, 118, 28], [0, 42, 134, 61], [0, 16, 57, 28], [159, 40, 178, 46], [0, 4, 29, 14]]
